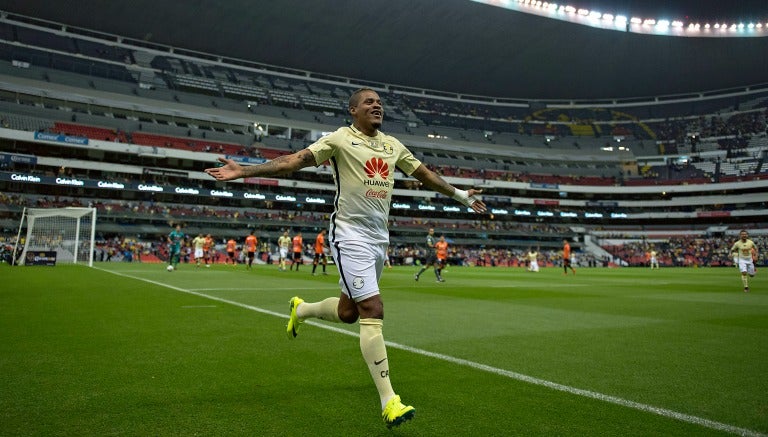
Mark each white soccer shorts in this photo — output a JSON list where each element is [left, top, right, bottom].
[[330, 240, 386, 302], [737, 259, 756, 276]]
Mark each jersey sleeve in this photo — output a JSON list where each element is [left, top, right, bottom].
[[393, 139, 422, 176], [307, 129, 341, 167]]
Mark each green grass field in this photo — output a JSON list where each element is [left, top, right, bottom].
[[1, 262, 766, 436]]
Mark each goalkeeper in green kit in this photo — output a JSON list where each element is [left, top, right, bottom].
[[167, 224, 185, 269]]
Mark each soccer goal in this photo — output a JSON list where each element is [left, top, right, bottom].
[[13, 207, 97, 266]]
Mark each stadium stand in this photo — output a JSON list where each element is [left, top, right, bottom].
[[0, 13, 765, 267]]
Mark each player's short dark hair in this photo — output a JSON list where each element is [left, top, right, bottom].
[[349, 88, 376, 109]]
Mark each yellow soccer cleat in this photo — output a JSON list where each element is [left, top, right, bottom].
[[286, 296, 304, 339], [382, 395, 415, 428]]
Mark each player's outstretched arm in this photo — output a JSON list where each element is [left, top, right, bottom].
[[205, 149, 317, 181], [410, 164, 487, 213]]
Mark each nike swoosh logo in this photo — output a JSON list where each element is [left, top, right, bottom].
[[351, 141, 361, 146], [374, 358, 387, 365]]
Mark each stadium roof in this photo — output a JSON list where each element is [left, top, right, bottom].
[[3, 0, 768, 100]]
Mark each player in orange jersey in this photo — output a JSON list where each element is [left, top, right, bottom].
[[203, 234, 213, 267], [563, 239, 576, 275], [290, 231, 303, 271], [245, 230, 258, 269], [312, 229, 328, 276], [434, 235, 448, 282], [226, 238, 237, 265]]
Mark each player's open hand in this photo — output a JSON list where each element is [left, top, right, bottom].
[[467, 189, 487, 213], [205, 157, 243, 181]]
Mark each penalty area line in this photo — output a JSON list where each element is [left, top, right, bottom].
[[94, 267, 764, 437]]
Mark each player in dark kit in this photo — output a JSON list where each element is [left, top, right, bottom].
[[414, 228, 441, 282]]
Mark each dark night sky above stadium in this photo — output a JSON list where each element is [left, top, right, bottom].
[[2, 0, 767, 99]]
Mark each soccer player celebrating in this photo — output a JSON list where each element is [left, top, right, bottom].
[[167, 224, 185, 270], [414, 228, 440, 282], [312, 229, 328, 276], [205, 87, 486, 428], [563, 239, 576, 275], [277, 230, 291, 271], [245, 230, 258, 269], [730, 230, 758, 292]]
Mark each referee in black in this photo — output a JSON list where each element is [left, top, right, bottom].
[[414, 228, 440, 282]]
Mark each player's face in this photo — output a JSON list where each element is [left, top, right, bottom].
[[740, 231, 748, 241], [350, 90, 383, 133]]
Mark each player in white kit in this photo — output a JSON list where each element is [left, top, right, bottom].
[[205, 88, 486, 428]]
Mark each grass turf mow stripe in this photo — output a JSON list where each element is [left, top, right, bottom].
[[95, 266, 766, 437]]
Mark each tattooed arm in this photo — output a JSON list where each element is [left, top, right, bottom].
[[205, 149, 318, 181]]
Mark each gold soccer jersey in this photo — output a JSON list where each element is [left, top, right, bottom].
[[731, 239, 757, 261], [192, 236, 206, 250], [308, 126, 421, 244], [278, 236, 291, 249]]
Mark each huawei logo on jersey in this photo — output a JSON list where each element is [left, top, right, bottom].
[[364, 157, 389, 179]]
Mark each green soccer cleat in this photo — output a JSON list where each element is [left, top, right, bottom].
[[382, 395, 415, 428], [286, 296, 304, 339]]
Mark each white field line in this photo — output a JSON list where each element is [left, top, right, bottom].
[[188, 286, 340, 292], [94, 267, 764, 437]]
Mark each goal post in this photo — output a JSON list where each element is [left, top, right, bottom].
[[14, 207, 97, 267]]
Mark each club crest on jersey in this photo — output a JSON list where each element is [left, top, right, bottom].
[[382, 142, 394, 155]]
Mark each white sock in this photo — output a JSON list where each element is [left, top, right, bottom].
[[359, 318, 395, 409], [296, 297, 341, 322]]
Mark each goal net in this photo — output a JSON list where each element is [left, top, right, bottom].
[[14, 207, 97, 266]]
